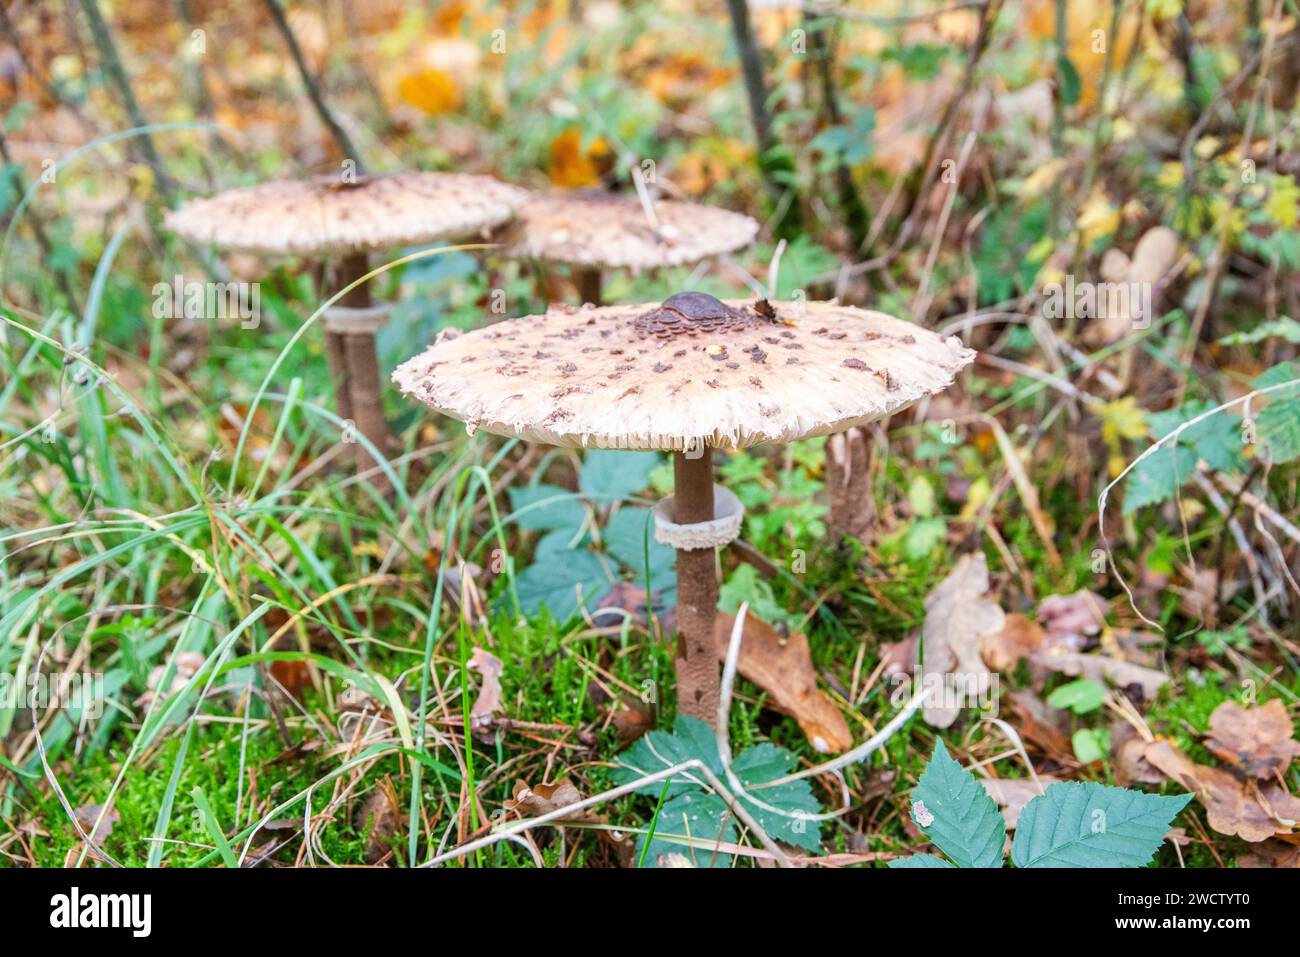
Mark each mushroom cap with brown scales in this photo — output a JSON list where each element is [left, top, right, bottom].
[[501, 190, 759, 272], [392, 293, 976, 451], [165, 172, 531, 257]]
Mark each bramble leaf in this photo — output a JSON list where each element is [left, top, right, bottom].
[[1011, 782, 1191, 868]]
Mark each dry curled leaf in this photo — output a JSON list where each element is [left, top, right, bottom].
[[980, 612, 1045, 672], [714, 612, 853, 753], [73, 804, 118, 845], [1205, 699, 1300, 780], [1237, 840, 1300, 868], [979, 776, 1060, 829], [592, 581, 675, 633], [548, 128, 614, 188], [611, 703, 655, 744], [1030, 649, 1168, 701], [919, 553, 1004, 728], [1113, 722, 1164, 786], [467, 647, 504, 729], [1009, 690, 1074, 762], [356, 777, 403, 865], [504, 779, 588, 821], [1144, 740, 1300, 843], [878, 634, 918, 677], [136, 650, 206, 707], [1037, 589, 1107, 651]]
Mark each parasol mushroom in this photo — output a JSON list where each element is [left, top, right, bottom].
[[166, 171, 529, 475], [392, 292, 974, 727], [502, 189, 758, 306]]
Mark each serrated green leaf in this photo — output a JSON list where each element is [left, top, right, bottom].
[[733, 744, 822, 851], [612, 716, 724, 798], [1254, 361, 1300, 392], [910, 740, 1006, 868], [512, 549, 611, 621], [579, 450, 659, 500], [508, 483, 585, 531], [1144, 401, 1244, 473], [1257, 402, 1300, 463], [1011, 782, 1191, 868], [534, 526, 587, 561], [1253, 362, 1300, 463], [1123, 445, 1196, 515], [603, 507, 674, 581], [1218, 318, 1300, 345], [889, 853, 956, 869], [638, 791, 737, 868], [613, 717, 824, 854]]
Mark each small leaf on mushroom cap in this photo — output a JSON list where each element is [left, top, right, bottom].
[[165, 172, 530, 257], [502, 190, 758, 271], [393, 296, 976, 451]]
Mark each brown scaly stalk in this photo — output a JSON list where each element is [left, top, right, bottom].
[[672, 448, 721, 726]]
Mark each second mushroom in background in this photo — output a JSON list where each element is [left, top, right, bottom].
[[166, 171, 529, 481], [393, 292, 975, 728]]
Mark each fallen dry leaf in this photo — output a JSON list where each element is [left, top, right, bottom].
[[439, 562, 485, 625], [599, 827, 638, 868], [1237, 840, 1300, 867], [1172, 566, 1226, 627], [980, 612, 1045, 672], [714, 612, 853, 753], [1037, 589, 1107, 651], [504, 779, 588, 821], [72, 804, 118, 845], [268, 657, 312, 701], [1088, 226, 1179, 343], [397, 66, 463, 115], [1205, 699, 1300, 780], [1030, 649, 1168, 701], [979, 776, 1060, 829], [1145, 740, 1300, 843], [878, 634, 917, 677], [355, 777, 403, 865], [137, 650, 206, 707], [592, 581, 675, 633], [919, 553, 1004, 728], [548, 127, 614, 188], [467, 647, 504, 729], [1009, 690, 1075, 762], [612, 703, 655, 744], [1113, 722, 1164, 786]]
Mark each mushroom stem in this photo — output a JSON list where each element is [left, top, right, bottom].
[[672, 447, 721, 728], [330, 252, 393, 481], [827, 425, 874, 543], [576, 267, 602, 306]]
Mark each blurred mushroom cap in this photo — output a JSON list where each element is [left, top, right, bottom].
[[165, 172, 530, 256], [393, 293, 975, 451], [502, 190, 758, 271]]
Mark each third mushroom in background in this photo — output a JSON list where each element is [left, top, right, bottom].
[[393, 292, 975, 728], [502, 190, 758, 305]]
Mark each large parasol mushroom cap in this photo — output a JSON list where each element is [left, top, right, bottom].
[[393, 292, 975, 450], [502, 190, 759, 272], [165, 172, 531, 257]]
